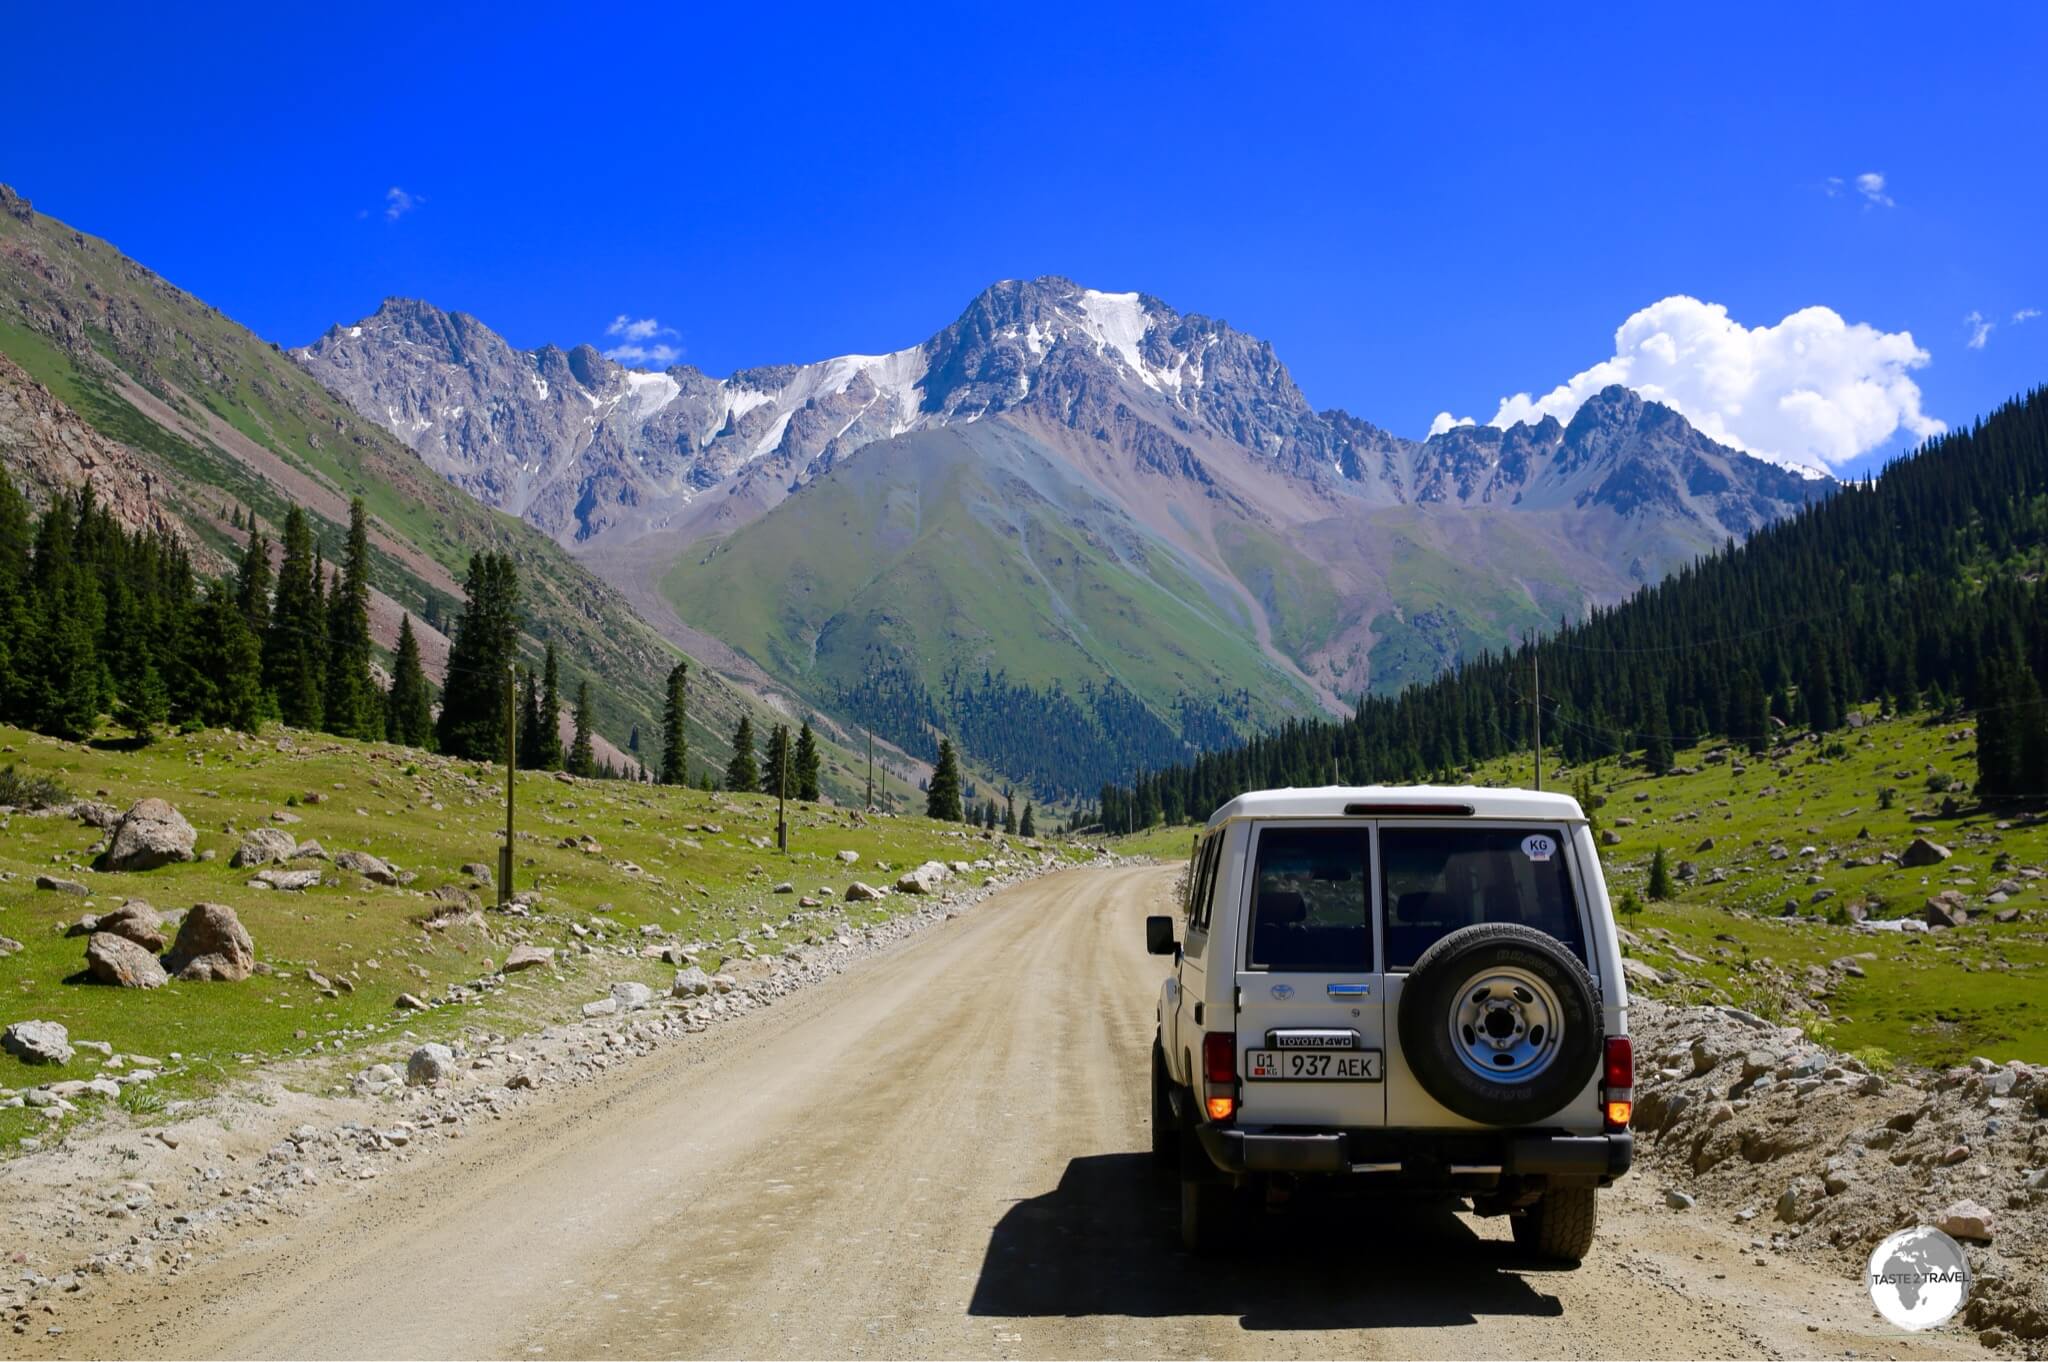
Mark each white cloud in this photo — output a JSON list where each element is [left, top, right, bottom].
[[1430, 296, 1943, 473], [1427, 411, 1475, 438], [2015, 308, 2042, 325], [1854, 172, 1894, 208], [601, 316, 681, 367], [603, 341, 683, 367], [384, 186, 418, 222], [1966, 310, 1994, 350]]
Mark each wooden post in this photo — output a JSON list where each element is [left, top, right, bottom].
[[499, 667, 516, 906]]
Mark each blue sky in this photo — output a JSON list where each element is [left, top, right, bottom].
[[10, 3, 2045, 476]]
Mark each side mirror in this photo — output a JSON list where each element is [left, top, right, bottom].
[[1146, 914, 1178, 956]]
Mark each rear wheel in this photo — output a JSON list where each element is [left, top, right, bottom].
[[1512, 1186, 1598, 1264], [1178, 1127, 1239, 1253], [1146, 1036, 1179, 1163]]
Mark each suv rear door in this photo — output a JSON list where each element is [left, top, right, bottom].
[[1232, 822, 1387, 1128]]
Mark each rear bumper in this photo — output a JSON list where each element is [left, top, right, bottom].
[[1195, 1125, 1633, 1184]]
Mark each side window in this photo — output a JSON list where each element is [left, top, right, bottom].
[[1380, 825, 1586, 970], [1244, 827, 1372, 972], [1183, 835, 1222, 961]]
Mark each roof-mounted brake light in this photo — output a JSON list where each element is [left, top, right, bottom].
[[1342, 801, 1476, 817]]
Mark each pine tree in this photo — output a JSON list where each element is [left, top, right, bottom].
[[535, 642, 564, 770], [1001, 789, 1017, 834], [659, 661, 688, 784], [323, 497, 378, 739], [1647, 846, 1673, 901], [385, 614, 435, 748], [264, 506, 325, 729], [190, 582, 265, 732], [794, 720, 821, 801], [926, 738, 964, 821], [28, 495, 106, 740], [763, 723, 792, 798], [568, 680, 598, 777], [435, 551, 521, 760], [725, 715, 759, 792], [235, 528, 272, 640], [1020, 802, 1036, 837], [516, 666, 544, 766], [1642, 688, 1673, 777]]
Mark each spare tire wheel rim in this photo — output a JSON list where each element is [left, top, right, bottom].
[[1449, 965, 1564, 1082]]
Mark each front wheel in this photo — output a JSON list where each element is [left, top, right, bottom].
[[1512, 1186, 1598, 1264], [1150, 1038, 1177, 1169]]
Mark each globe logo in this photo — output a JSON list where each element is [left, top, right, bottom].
[[1867, 1226, 1972, 1330]]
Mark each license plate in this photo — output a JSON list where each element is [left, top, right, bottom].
[[1246, 1049, 1382, 1081]]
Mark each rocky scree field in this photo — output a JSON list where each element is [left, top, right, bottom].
[[0, 720, 1100, 1157]]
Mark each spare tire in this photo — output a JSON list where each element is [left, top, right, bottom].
[[1397, 922, 1601, 1126]]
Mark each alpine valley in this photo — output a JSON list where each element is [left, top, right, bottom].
[[296, 277, 1829, 800]]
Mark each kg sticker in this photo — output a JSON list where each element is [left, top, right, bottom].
[[1520, 834, 1556, 862]]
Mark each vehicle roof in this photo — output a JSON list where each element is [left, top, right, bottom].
[[1201, 784, 1585, 831]]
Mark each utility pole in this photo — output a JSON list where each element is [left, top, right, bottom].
[[499, 666, 516, 907], [776, 732, 790, 852], [865, 727, 874, 812], [1532, 650, 1543, 791]]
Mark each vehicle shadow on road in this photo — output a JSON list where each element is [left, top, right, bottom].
[[969, 1154, 1566, 1331]]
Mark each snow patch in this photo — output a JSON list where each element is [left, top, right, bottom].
[[530, 374, 550, 402], [623, 370, 680, 419]]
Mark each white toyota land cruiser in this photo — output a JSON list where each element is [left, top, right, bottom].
[[1148, 786, 1633, 1261]]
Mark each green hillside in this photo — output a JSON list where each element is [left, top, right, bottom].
[[0, 186, 812, 788], [663, 423, 1326, 796]]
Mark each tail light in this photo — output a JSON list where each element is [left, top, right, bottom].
[[1602, 1035, 1633, 1129], [1202, 1032, 1237, 1122]]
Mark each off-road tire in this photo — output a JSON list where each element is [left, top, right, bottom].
[[1178, 1126, 1238, 1254], [1511, 1185, 1598, 1264], [1150, 1038, 1177, 1169], [1397, 922, 1601, 1125]]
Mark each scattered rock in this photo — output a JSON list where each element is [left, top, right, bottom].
[[836, 850, 860, 864], [501, 945, 554, 974], [671, 966, 712, 997], [406, 1044, 456, 1086], [460, 862, 494, 880], [1924, 892, 1969, 929], [1901, 837, 1952, 869], [93, 901, 166, 951], [34, 874, 88, 896], [1664, 1189, 1697, 1210], [610, 982, 653, 1011], [2, 1020, 73, 1065], [895, 861, 951, 895], [845, 882, 885, 902], [230, 827, 299, 868], [98, 798, 198, 871], [161, 903, 255, 982], [334, 850, 399, 885], [1776, 1175, 1826, 1223], [1936, 1199, 1995, 1242], [251, 868, 322, 891], [84, 932, 167, 988], [394, 992, 428, 1011]]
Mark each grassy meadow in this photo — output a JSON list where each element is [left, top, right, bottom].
[[0, 722, 1091, 1150]]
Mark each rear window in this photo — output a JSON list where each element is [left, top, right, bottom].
[[1245, 827, 1371, 972], [1380, 825, 1586, 970]]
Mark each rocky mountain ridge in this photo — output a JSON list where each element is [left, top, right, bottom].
[[298, 277, 1829, 550]]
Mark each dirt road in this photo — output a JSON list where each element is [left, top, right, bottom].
[[30, 866, 1986, 1359]]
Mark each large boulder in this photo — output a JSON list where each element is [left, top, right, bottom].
[[845, 881, 885, 902], [251, 868, 322, 891], [501, 945, 554, 974], [671, 965, 712, 997], [1924, 892, 1969, 929], [230, 827, 299, 868], [161, 903, 255, 982], [85, 932, 168, 989], [610, 981, 654, 1011], [98, 798, 197, 871], [406, 1043, 456, 1086], [895, 861, 952, 895], [2, 1020, 74, 1065], [1901, 837, 1952, 868], [93, 901, 167, 952], [334, 850, 400, 885]]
